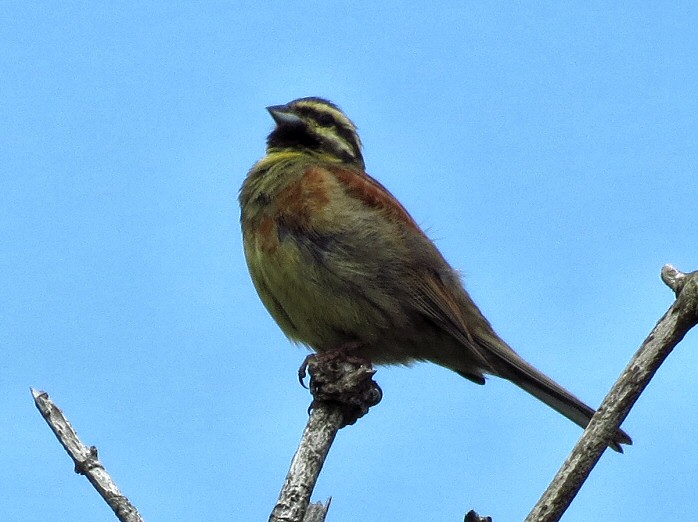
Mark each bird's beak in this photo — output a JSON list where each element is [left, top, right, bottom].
[[267, 105, 304, 127]]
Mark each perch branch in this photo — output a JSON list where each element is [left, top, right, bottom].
[[269, 356, 382, 522], [525, 265, 698, 522]]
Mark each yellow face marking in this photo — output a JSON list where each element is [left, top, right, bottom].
[[289, 100, 361, 165]]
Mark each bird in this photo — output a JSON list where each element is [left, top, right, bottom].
[[239, 97, 631, 452]]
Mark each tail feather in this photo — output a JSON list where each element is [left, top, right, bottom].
[[508, 362, 632, 452], [477, 335, 632, 452]]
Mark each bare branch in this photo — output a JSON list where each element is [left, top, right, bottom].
[[32, 388, 145, 522], [269, 356, 381, 522], [525, 266, 698, 522]]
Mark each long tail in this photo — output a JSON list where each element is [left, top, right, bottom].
[[471, 335, 632, 452]]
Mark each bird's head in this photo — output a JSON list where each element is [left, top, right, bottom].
[[266, 97, 365, 169]]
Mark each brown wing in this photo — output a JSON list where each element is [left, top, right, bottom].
[[326, 164, 494, 373]]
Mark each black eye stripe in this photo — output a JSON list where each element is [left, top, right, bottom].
[[303, 108, 361, 159], [299, 107, 357, 148], [295, 105, 339, 127], [314, 112, 335, 126]]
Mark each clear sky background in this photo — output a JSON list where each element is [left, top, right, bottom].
[[2, 3, 697, 521]]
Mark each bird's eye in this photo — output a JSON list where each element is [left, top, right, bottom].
[[316, 113, 335, 126]]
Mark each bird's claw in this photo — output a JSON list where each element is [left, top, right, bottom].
[[298, 354, 315, 388]]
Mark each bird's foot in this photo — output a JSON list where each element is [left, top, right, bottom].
[[297, 342, 366, 388], [299, 345, 382, 426]]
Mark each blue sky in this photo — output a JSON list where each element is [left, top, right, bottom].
[[2, 3, 697, 521]]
